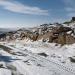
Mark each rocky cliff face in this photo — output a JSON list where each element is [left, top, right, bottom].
[[0, 17, 75, 45]]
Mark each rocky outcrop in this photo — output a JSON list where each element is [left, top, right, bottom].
[[0, 17, 75, 45], [72, 17, 75, 21]]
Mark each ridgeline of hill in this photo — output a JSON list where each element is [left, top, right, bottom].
[[0, 17, 75, 45]]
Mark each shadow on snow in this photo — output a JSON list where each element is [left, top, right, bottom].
[[0, 55, 20, 62]]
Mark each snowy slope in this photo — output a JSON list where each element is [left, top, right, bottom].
[[0, 40, 75, 75]]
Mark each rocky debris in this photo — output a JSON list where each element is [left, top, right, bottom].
[[38, 52, 48, 57], [52, 26, 72, 34], [0, 17, 75, 45], [47, 26, 73, 45], [69, 57, 75, 63], [0, 64, 3, 68]]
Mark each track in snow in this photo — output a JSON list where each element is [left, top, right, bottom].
[[0, 44, 75, 75]]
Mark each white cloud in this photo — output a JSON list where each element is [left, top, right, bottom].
[[62, 0, 75, 17], [0, 0, 48, 15]]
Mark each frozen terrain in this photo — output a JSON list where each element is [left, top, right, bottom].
[[0, 40, 75, 75]]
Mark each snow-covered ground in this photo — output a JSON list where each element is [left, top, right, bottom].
[[0, 40, 75, 75]]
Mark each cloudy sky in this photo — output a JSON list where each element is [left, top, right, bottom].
[[0, 0, 75, 28]]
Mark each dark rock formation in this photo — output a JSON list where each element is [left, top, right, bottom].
[[38, 52, 48, 57], [72, 17, 75, 21], [69, 57, 75, 63]]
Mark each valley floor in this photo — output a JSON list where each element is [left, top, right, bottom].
[[0, 40, 75, 75]]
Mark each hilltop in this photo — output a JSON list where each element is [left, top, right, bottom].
[[0, 17, 75, 45]]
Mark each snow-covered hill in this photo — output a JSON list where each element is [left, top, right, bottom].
[[1, 40, 75, 75], [1, 17, 75, 75]]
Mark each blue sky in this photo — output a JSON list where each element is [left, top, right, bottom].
[[0, 0, 75, 28]]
